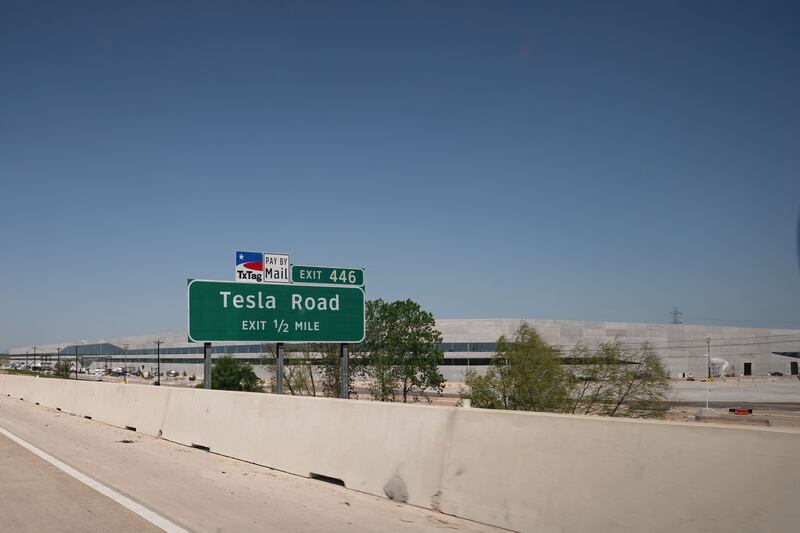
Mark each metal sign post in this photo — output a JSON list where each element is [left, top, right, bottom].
[[155, 340, 162, 386], [340, 344, 349, 399], [276, 343, 285, 394], [203, 342, 211, 389]]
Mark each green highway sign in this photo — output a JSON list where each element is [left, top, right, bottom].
[[188, 279, 365, 343], [291, 265, 364, 287]]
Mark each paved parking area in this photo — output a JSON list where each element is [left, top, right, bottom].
[[669, 378, 800, 406]]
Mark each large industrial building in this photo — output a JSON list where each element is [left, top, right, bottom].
[[7, 319, 800, 381]]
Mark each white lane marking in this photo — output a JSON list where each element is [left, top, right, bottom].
[[0, 425, 188, 533]]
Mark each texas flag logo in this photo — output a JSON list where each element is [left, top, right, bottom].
[[235, 251, 263, 283]]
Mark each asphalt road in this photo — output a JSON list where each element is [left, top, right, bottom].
[[667, 378, 800, 407], [0, 432, 161, 532], [0, 395, 499, 533]]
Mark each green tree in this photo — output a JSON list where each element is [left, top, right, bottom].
[[606, 342, 670, 418], [461, 368, 505, 409], [283, 344, 317, 396], [462, 322, 575, 412], [210, 355, 262, 392], [358, 299, 445, 402], [569, 341, 623, 416], [463, 329, 670, 418], [317, 343, 360, 398], [359, 299, 394, 401], [254, 342, 359, 397], [256, 343, 277, 392], [54, 360, 73, 379]]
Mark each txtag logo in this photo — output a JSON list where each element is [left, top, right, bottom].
[[235, 251, 263, 283]]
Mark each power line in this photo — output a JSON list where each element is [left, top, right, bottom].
[[636, 339, 800, 350], [594, 332, 800, 348], [559, 340, 800, 352], [607, 316, 799, 329], [683, 316, 800, 327], [669, 339, 800, 349], [680, 350, 794, 358], [557, 340, 800, 353], [676, 331, 800, 341]]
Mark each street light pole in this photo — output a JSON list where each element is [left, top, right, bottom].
[[154, 340, 163, 386], [75, 346, 79, 380]]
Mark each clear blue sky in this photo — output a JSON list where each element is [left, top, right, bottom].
[[1, 1, 799, 350]]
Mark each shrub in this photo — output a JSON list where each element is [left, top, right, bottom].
[[210, 355, 262, 392]]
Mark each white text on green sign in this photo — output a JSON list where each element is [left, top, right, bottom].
[[188, 280, 364, 343], [291, 265, 364, 287]]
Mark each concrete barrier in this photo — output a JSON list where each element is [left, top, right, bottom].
[[160, 388, 451, 509], [31, 377, 79, 414], [1, 374, 798, 533], [73, 380, 173, 436], [1, 375, 38, 403], [439, 408, 800, 532]]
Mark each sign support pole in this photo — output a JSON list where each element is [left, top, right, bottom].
[[340, 343, 349, 399], [204, 342, 211, 389], [276, 343, 285, 394], [154, 340, 162, 386]]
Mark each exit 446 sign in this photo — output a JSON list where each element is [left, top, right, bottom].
[[291, 265, 364, 287], [188, 279, 365, 343]]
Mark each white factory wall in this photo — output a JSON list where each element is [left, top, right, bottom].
[[9, 319, 800, 379]]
